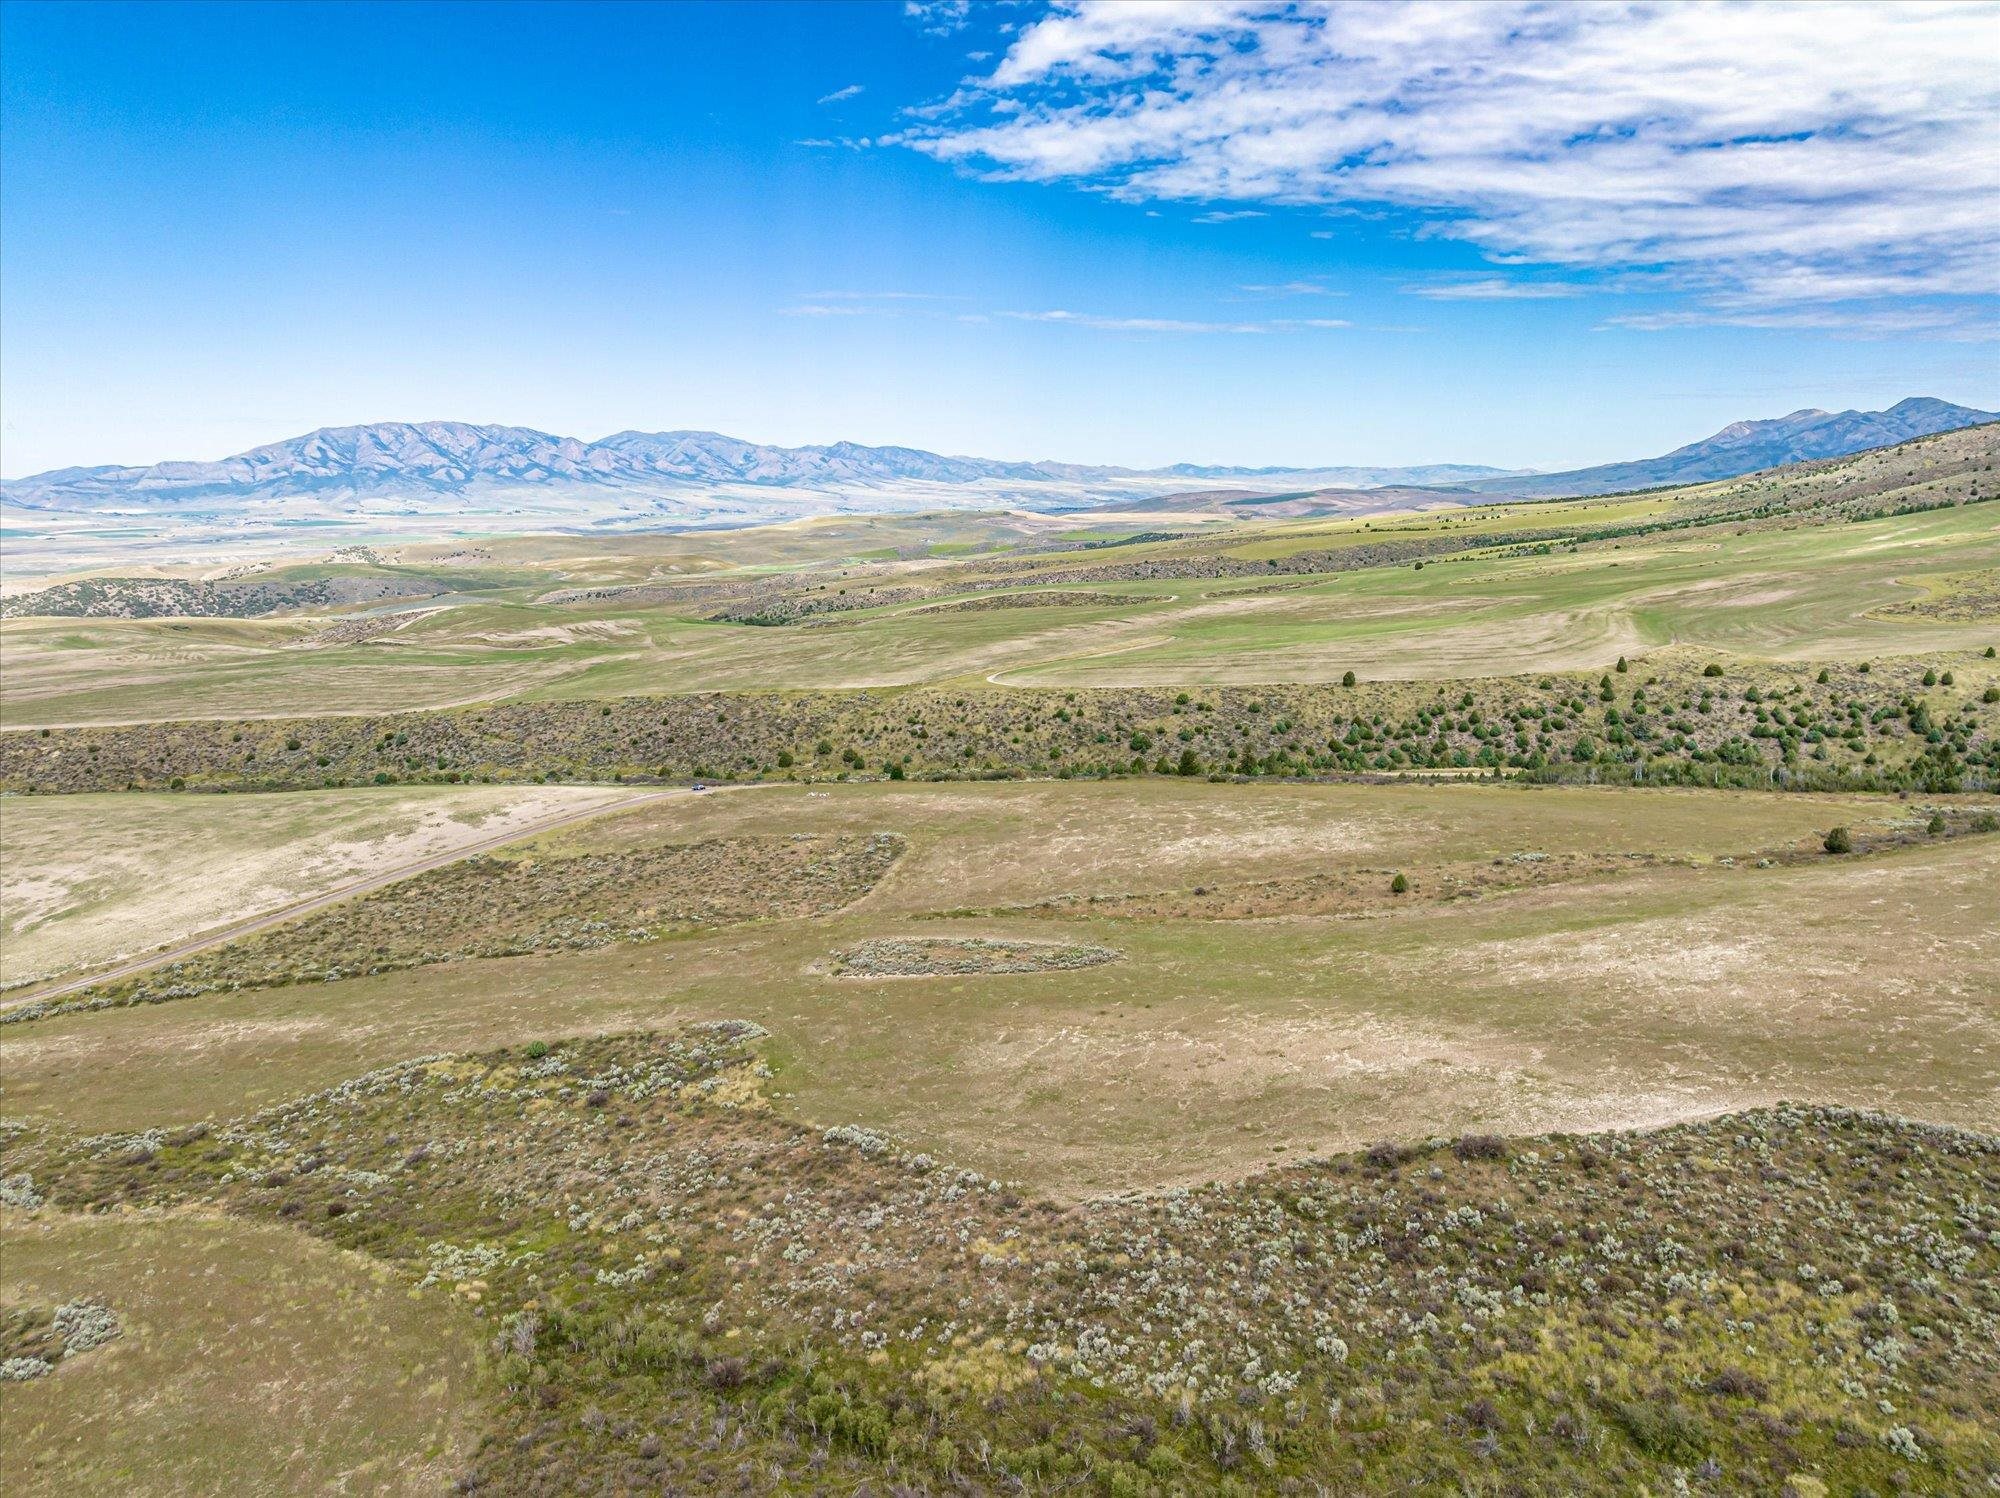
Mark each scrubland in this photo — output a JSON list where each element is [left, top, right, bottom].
[[3, 427, 1998, 1493]]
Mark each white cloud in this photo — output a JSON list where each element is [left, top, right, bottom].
[[1603, 305, 1999, 341], [779, 304, 879, 317], [904, 0, 971, 36], [1405, 279, 1586, 301], [817, 84, 865, 105], [1191, 209, 1265, 224], [780, 291, 965, 319], [1002, 309, 1347, 332], [897, 1, 2000, 314], [1240, 281, 1343, 296], [805, 290, 958, 301]]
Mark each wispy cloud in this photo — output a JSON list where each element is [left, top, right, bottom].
[[1192, 209, 1264, 224], [817, 84, 865, 106], [1239, 281, 1342, 297], [1405, 279, 1586, 301], [805, 290, 959, 302], [781, 290, 969, 319], [895, 1, 2000, 321], [793, 136, 872, 151], [904, 0, 971, 37], [1002, 309, 1347, 333], [1603, 305, 1999, 341], [779, 304, 879, 318]]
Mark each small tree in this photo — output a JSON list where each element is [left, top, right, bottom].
[[1342, 670, 1357, 687], [1390, 873, 1409, 894], [1176, 748, 1201, 777], [1823, 826, 1852, 855]]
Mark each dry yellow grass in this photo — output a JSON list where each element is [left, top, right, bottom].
[[0, 1210, 480, 1495], [0, 783, 645, 988], [5, 780, 1993, 1195]]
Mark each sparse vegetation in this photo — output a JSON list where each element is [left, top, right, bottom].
[[5, 1024, 1993, 1494], [3, 424, 1997, 1492]]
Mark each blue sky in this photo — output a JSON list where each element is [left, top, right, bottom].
[[2, 0, 1996, 477]]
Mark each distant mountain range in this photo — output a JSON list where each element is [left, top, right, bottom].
[[3, 398, 1992, 526], [1461, 397, 1997, 499], [0, 423, 1522, 514]]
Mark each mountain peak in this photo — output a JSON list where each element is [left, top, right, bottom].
[[1467, 396, 1997, 499]]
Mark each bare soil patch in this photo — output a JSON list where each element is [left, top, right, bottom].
[[816, 935, 1119, 978]]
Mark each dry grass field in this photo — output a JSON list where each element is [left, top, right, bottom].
[[6, 781, 1994, 1195], [0, 1210, 480, 1495], [2, 430, 1997, 1493], [0, 783, 646, 989]]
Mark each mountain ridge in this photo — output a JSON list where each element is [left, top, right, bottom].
[[1462, 397, 1998, 499], [4, 399, 1993, 519], [2, 421, 1527, 510]]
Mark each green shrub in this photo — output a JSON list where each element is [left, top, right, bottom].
[[1611, 1398, 1705, 1460], [1390, 873, 1409, 894], [1823, 825, 1852, 854], [1341, 670, 1356, 687]]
